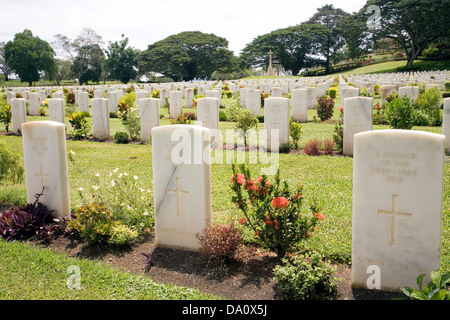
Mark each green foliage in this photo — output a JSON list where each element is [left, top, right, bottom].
[[385, 96, 415, 130], [138, 31, 237, 81], [316, 96, 335, 121], [71, 44, 104, 85], [67, 111, 90, 140], [230, 164, 324, 257], [0, 140, 24, 184], [327, 87, 337, 99], [66, 91, 75, 104], [114, 131, 129, 144], [109, 221, 139, 246], [289, 118, 303, 150], [3, 29, 57, 86], [273, 251, 338, 300], [105, 34, 139, 84], [196, 222, 244, 262], [67, 202, 115, 244], [445, 81, 450, 91], [234, 108, 258, 146], [413, 87, 443, 126], [117, 92, 140, 140], [0, 102, 11, 132], [332, 108, 343, 153], [400, 269, 450, 300]]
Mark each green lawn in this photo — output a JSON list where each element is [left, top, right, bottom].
[[0, 90, 449, 299]]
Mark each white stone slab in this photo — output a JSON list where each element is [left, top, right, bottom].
[[21, 121, 70, 218], [245, 89, 261, 116], [169, 90, 182, 119], [91, 98, 110, 139], [264, 97, 290, 152], [78, 91, 89, 113], [197, 97, 220, 143], [352, 129, 444, 291], [291, 88, 307, 123], [152, 125, 212, 251], [343, 97, 373, 156], [11, 98, 27, 134], [28, 92, 40, 116], [140, 98, 160, 143], [48, 98, 66, 124]]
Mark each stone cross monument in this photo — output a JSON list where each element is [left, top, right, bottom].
[[265, 50, 276, 76]]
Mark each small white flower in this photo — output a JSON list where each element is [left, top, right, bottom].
[[113, 168, 119, 173], [123, 172, 128, 176], [92, 185, 99, 191], [143, 211, 149, 216], [111, 180, 117, 187], [118, 173, 123, 178], [133, 175, 139, 180], [70, 150, 76, 155], [95, 173, 100, 177], [78, 187, 84, 191]]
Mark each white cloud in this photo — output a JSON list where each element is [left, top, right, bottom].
[[0, 0, 368, 55]]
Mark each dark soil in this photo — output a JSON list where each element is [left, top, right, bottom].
[[30, 231, 403, 301]]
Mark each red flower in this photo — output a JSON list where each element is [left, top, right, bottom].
[[315, 212, 325, 220], [272, 197, 289, 209], [231, 173, 246, 185], [238, 217, 247, 224], [339, 107, 344, 112]]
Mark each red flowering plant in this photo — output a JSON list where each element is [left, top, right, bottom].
[[66, 91, 75, 105], [230, 164, 324, 257]]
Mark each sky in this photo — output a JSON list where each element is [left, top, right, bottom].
[[0, 0, 368, 56]]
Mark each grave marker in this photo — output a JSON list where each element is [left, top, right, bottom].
[[91, 98, 110, 139], [264, 97, 289, 152], [140, 98, 160, 143], [352, 130, 444, 291], [152, 125, 212, 251], [11, 98, 27, 134], [343, 97, 373, 156], [21, 121, 70, 218]]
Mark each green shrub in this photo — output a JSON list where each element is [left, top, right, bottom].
[[327, 87, 337, 99], [303, 139, 321, 156], [67, 202, 115, 244], [0, 140, 24, 184], [234, 108, 258, 147], [219, 109, 228, 121], [445, 81, 450, 91], [289, 118, 302, 150], [400, 269, 450, 300], [109, 222, 139, 245], [114, 131, 129, 144], [316, 96, 335, 122], [273, 252, 338, 300], [230, 164, 324, 257], [0, 104, 11, 132], [413, 87, 443, 126], [279, 141, 291, 154], [332, 108, 344, 153], [386, 96, 415, 130], [67, 111, 91, 140]]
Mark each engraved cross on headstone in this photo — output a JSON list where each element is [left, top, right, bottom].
[[378, 194, 412, 246], [168, 177, 189, 216], [35, 164, 49, 193]]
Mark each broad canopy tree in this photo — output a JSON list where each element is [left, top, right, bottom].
[[105, 34, 139, 84], [240, 23, 330, 76], [362, 0, 450, 67], [138, 31, 236, 81], [4, 29, 56, 86]]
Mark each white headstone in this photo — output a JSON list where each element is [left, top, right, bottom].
[[184, 88, 194, 108], [398, 86, 419, 101], [343, 97, 373, 156], [28, 92, 40, 116], [340, 87, 359, 110], [197, 97, 220, 143], [78, 91, 90, 113], [264, 97, 290, 152], [106, 91, 118, 113], [169, 90, 182, 119], [140, 98, 160, 143], [245, 89, 262, 116], [11, 98, 27, 134], [152, 125, 212, 251], [205, 89, 222, 107], [21, 121, 70, 218], [306, 87, 318, 109], [352, 130, 444, 291], [48, 98, 66, 124], [442, 98, 450, 153], [381, 85, 397, 106], [91, 98, 110, 139], [291, 88, 307, 123]]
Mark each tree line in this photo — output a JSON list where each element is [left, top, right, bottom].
[[0, 0, 449, 86]]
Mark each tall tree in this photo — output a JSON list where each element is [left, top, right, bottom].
[[0, 42, 13, 81], [339, 12, 372, 61], [4, 29, 56, 86], [307, 4, 350, 73], [105, 34, 139, 84], [363, 0, 450, 67], [240, 23, 330, 76], [138, 31, 235, 81], [71, 44, 104, 85]]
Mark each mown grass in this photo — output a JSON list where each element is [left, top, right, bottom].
[[0, 89, 449, 299], [0, 239, 220, 300]]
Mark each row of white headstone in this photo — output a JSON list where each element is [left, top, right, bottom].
[[19, 115, 446, 292]]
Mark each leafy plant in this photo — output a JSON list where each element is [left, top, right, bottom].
[[114, 131, 129, 144], [0, 189, 63, 241], [303, 139, 321, 156], [230, 164, 324, 257], [67, 111, 91, 140], [332, 107, 344, 153], [413, 87, 442, 126], [170, 113, 191, 124], [234, 108, 258, 147], [196, 222, 244, 262], [400, 269, 450, 300], [316, 96, 335, 122], [0, 140, 24, 184], [0, 103, 11, 132], [289, 118, 302, 150], [66, 91, 75, 104], [386, 96, 415, 130], [327, 87, 337, 99], [273, 251, 338, 300]]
